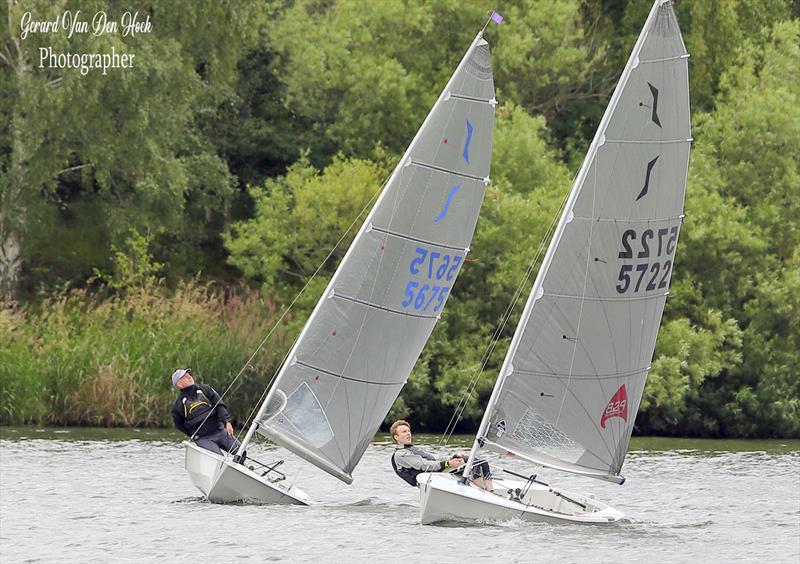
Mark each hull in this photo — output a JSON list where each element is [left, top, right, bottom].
[[418, 472, 623, 525], [184, 442, 310, 505]]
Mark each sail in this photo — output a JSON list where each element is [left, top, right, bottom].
[[256, 33, 496, 483], [476, 0, 689, 483]]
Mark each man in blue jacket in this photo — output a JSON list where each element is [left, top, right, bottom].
[[171, 368, 242, 458]]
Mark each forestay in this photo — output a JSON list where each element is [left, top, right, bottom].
[[256, 33, 496, 483], [473, 0, 690, 483]]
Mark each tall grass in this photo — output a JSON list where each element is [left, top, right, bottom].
[[0, 283, 292, 427]]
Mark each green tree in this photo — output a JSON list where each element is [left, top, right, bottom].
[[225, 154, 388, 320], [641, 18, 800, 437], [267, 0, 490, 162], [0, 0, 268, 297], [701, 20, 799, 260], [691, 20, 800, 437], [685, 0, 792, 111], [639, 312, 743, 435], [494, 0, 610, 160], [737, 250, 800, 437]]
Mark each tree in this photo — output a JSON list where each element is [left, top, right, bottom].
[[225, 153, 388, 320], [639, 18, 800, 437], [685, 0, 792, 112], [493, 0, 610, 159], [694, 20, 800, 437], [0, 0, 271, 297]]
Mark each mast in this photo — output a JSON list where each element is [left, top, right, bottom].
[[463, 0, 671, 480]]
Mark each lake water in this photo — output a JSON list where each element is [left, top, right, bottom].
[[1, 427, 798, 563]]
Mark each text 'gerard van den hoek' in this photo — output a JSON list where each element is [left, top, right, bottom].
[[20, 10, 152, 40]]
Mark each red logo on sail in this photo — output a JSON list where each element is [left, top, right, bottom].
[[601, 385, 628, 429]]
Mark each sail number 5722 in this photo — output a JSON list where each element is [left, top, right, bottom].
[[615, 226, 679, 294]]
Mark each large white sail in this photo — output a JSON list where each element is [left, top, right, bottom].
[[470, 0, 689, 484], [249, 32, 496, 483]]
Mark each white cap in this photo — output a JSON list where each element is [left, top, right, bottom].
[[171, 368, 191, 386]]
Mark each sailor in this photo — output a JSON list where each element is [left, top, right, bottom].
[[171, 368, 244, 459], [389, 419, 492, 490]]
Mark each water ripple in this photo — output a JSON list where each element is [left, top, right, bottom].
[[1, 434, 798, 563]]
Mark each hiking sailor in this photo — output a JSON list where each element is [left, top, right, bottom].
[[171, 368, 244, 459], [389, 419, 492, 490]]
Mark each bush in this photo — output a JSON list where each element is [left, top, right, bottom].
[[0, 282, 291, 427]]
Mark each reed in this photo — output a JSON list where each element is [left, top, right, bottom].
[[0, 282, 292, 427]]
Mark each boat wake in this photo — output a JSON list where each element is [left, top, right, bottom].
[[341, 497, 382, 507]]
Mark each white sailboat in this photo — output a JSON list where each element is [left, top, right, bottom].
[[418, 0, 691, 524], [185, 21, 498, 504]]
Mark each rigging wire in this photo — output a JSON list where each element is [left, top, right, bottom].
[[437, 176, 577, 449], [188, 175, 386, 447]]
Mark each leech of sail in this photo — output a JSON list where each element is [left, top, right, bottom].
[[369, 225, 468, 253], [408, 160, 487, 183], [332, 292, 439, 320], [294, 360, 407, 387]]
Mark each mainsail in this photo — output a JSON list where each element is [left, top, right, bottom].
[[468, 0, 690, 484], [244, 31, 496, 484]]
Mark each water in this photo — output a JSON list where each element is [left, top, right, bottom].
[[1, 427, 798, 563]]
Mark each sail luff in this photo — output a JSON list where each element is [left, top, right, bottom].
[[245, 29, 494, 483], [466, 0, 677, 481]]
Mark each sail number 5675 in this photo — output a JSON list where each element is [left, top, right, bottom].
[[402, 282, 450, 312], [408, 247, 462, 280], [402, 247, 462, 312]]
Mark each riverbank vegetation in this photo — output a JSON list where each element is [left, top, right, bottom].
[[1, 1, 797, 437], [0, 277, 293, 427]]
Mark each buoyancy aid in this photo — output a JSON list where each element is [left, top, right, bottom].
[[391, 444, 446, 487], [179, 385, 222, 436], [391, 450, 419, 486]]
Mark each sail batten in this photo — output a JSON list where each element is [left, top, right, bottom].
[[293, 360, 406, 387], [638, 53, 690, 64], [466, 0, 689, 482], [604, 137, 691, 144], [246, 29, 495, 483], [447, 93, 496, 105], [572, 214, 684, 223], [513, 367, 650, 380], [407, 160, 488, 182], [543, 292, 668, 303], [368, 225, 468, 252], [331, 293, 440, 319]]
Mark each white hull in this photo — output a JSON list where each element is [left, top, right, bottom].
[[183, 442, 310, 505], [418, 472, 624, 525]]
